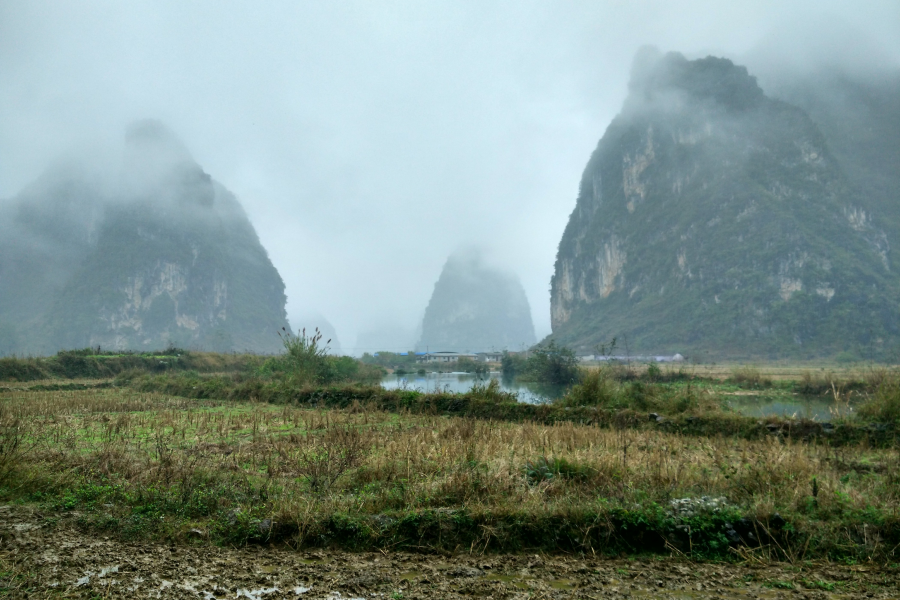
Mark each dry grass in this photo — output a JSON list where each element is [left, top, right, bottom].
[[3, 387, 898, 530], [688, 363, 900, 384], [0, 388, 219, 418]]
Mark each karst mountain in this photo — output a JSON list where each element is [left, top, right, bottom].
[[418, 251, 536, 353], [0, 120, 290, 355], [549, 49, 900, 359]]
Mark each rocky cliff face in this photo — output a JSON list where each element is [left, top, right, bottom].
[[0, 120, 289, 354], [418, 251, 536, 352], [761, 70, 900, 272], [550, 50, 900, 359]]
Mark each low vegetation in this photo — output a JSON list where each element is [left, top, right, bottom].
[[2, 345, 900, 563], [501, 342, 579, 385], [858, 374, 900, 424], [1, 385, 899, 561], [558, 368, 721, 416], [259, 328, 383, 385], [360, 351, 419, 371], [0, 347, 264, 381]]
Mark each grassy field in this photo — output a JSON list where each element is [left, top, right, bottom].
[[2, 363, 899, 564]]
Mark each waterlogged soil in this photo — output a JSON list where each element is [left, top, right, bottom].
[[2, 506, 897, 599]]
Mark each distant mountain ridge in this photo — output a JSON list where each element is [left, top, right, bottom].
[[0, 120, 289, 355], [418, 251, 536, 353], [549, 50, 900, 360]]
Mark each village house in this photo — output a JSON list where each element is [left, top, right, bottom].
[[416, 351, 477, 364]]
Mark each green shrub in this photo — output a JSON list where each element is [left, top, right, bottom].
[[524, 456, 592, 484], [858, 373, 900, 424], [559, 369, 620, 408], [727, 366, 772, 388], [468, 379, 517, 403], [517, 342, 580, 385], [500, 351, 527, 378], [558, 368, 719, 415], [455, 358, 489, 375], [259, 329, 384, 386], [277, 327, 332, 383], [0, 357, 50, 381]]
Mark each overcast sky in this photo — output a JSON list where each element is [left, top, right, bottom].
[[2, 0, 899, 353]]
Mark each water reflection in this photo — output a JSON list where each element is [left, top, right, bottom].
[[381, 374, 852, 420], [380, 372, 565, 405], [725, 394, 849, 421]]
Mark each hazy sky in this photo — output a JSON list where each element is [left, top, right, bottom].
[[2, 0, 899, 353]]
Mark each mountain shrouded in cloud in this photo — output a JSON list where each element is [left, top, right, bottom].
[[418, 250, 536, 353], [0, 120, 290, 354], [549, 49, 900, 359]]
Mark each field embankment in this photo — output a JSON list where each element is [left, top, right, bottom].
[[0, 349, 263, 381], [3, 501, 898, 599], [114, 367, 900, 447]]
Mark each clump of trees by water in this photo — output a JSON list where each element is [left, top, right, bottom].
[[501, 342, 580, 385], [360, 352, 489, 376]]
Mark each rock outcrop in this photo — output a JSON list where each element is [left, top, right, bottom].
[[549, 49, 900, 359], [0, 120, 289, 354]]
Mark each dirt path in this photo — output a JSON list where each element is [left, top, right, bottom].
[[2, 505, 897, 599]]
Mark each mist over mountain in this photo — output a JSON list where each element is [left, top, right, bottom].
[[759, 72, 900, 272], [0, 120, 289, 355], [418, 251, 536, 353], [549, 50, 900, 360], [354, 325, 419, 356]]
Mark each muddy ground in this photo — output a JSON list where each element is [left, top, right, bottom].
[[1, 505, 897, 599]]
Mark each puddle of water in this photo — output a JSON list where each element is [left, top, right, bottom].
[[549, 578, 577, 590], [383, 375, 850, 420], [726, 395, 848, 421], [399, 571, 422, 580], [381, 373, 566, 404], [293, 586, 311, 595], [258, 565, 277, 573]]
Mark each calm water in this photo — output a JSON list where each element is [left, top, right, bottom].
[[380, 373, 564, 404], [381, 373, 848, 420], [725, 394, 849, 421]]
